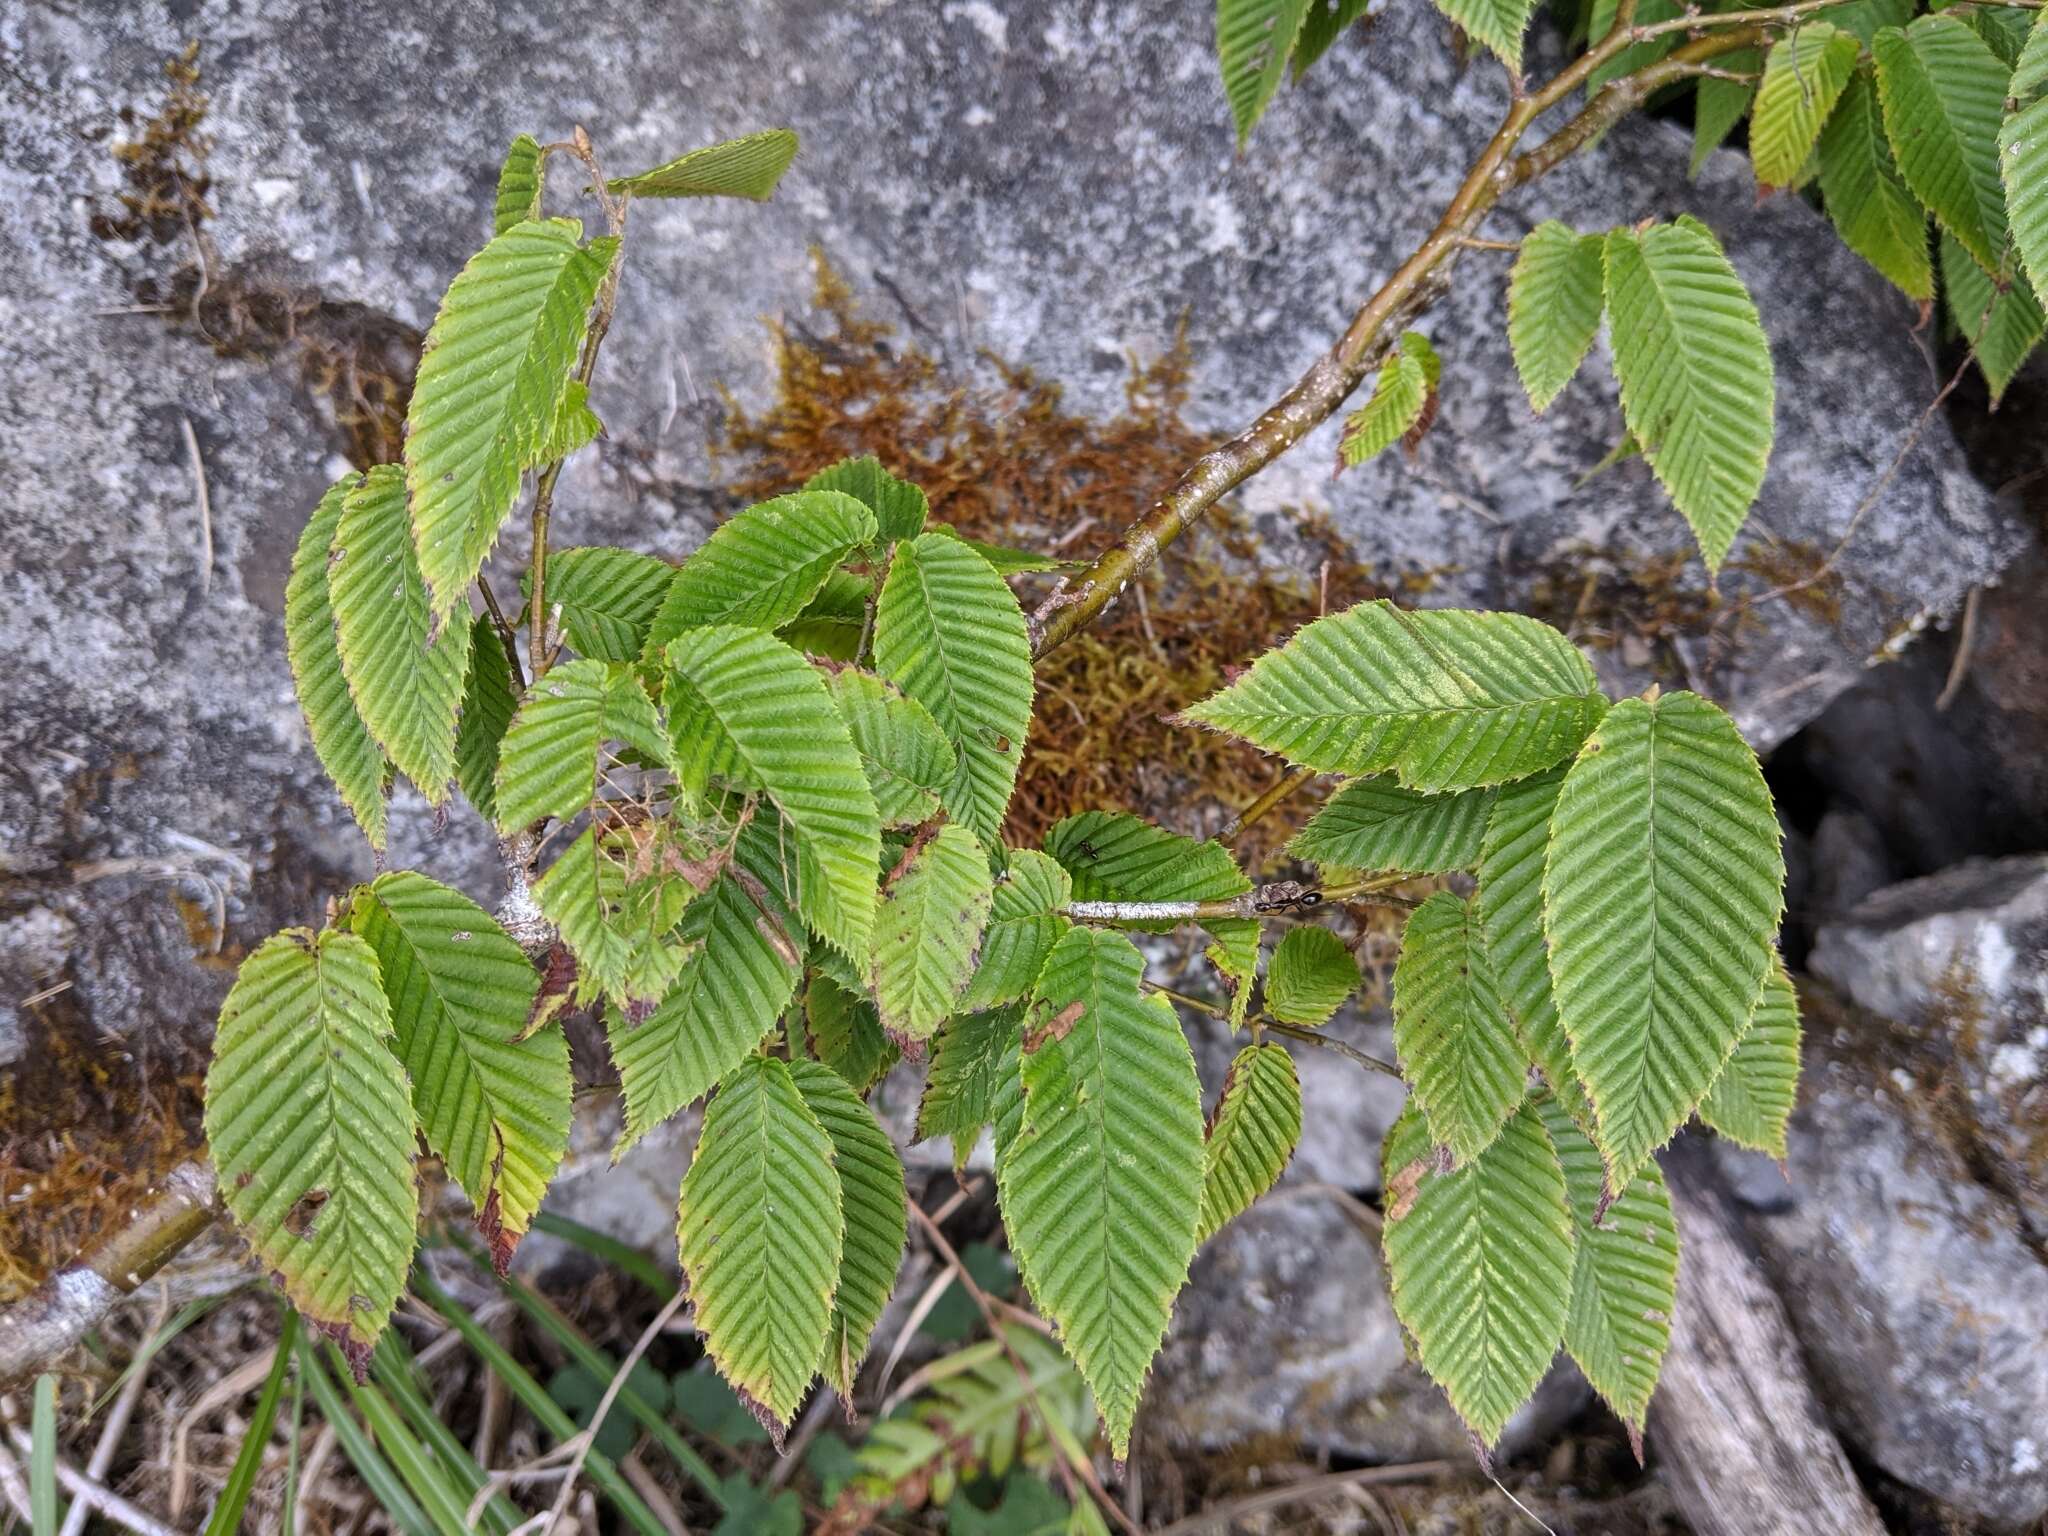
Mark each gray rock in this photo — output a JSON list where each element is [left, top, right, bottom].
[[1805, 807, 1895, 931]]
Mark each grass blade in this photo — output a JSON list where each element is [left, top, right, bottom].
[[203, 1309, 299, 1536], [333, 1353, 478, 1536], [30, 1374, 60, 1536], [369, 1334, 521, 1536], [298, 1336, 436, 1536]]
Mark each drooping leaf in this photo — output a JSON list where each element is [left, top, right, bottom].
[[1197, 1043, 1302, 1242], [1338, 331, 1440, 468], [405, 219, 617, 625], [874, 532, 1034, 851], [789, 1060, 907, 1398], [1262, 925, 1359, 1027], [285, 476, 388, 848], [1288, 778, 1494, 874], [676, 1056, 842, 1442], [1433, 0, 1543, 71], [1941, 231, 2045, 403], [329, 464, 472, 801], [644, 493, 878, 659], [455, 616, 518, 825], [996, 927, 1205, 1460], [871, 825, 996, 1048], [347, 872, 569, 1265], [663, 626, 882, 967], [1392, 892, 1528, 1164], [1873, 17, 2012, 277], [1379, 1100, 1574, 1448], [1819, 67, 1936, 301], [1691, 51, 1762, 177], [492, 134, 546, 236], [532, 826, 693, 1013], [1293, 0, 1373, 78], [494, 658, 669, 833], [1699, 957, 1802, 1158], [958, 850, 1074, 1012], [806, 973, 896, 1095], [1603, 218, 1776, 572], [1507, 223, 1607, 413], [537, 547, 677, 663], [607, 129, 800, 201], [1217, 0, 1313, 145], [2003, 11, 2048, 300], [1533, 1093, 1678, 1444], [1182, 599, 1606, 791], [803, 454, 930, 544], [917, 1004, 1023, 1167], [1544, 692, 1785, 1190], [1749, 23, 1861, 190], [826, 670, 957, 829], [205, 929, 418, 1363]]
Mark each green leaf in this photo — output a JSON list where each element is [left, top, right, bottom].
[[330, 465, 472, 801], [1819, 67, 1936, 301], [492, 135, 546, 236], [1691, 51, 1762, 177], [533, 827, 693, 1013], [802, 454, 930, 544], [2013, 0, 2048, 97], [1392, 892, 1527, 1164], [405, 219, 618, 625], [205, 930, 418, 1361], [997, 927, 1205, 1460], [494, 659, 669, 833], [538, 547, 677, 662], [1873, 17, 2012, 277], [1602, 219, 1776, 571], [917, 1005, 1023, 1167], [874, 532, 1035, 851], [805, 974, 896, 1095], [611, 867, 806, 1153], [664, 627, 881, 966], [780, 569, 872, 662], [1293, 0, 1374, 77], [1508, 223, 1607, 413], [1533, 1093, 1678, 1443], [1338, 331, 1438, 469], [826, 670, 957, 829], [1182, 599, 1606, 791], [1750, 23, 1862, 189], [676, 1056, 842, 1442], [1288, 778, 1494, 874], [1941, 231, 2045, 402], [1699, 957, 1802, 1158], [347, 872, 569, 1264], [1262, 926, 1358, 1027], [607, 129, 799, 201], [1217, 0, 1313, 146], [1379, 1100, 1574, 1448], [455, 617, 518, 825], [959, 850, 1074, 1012], [2002, 8, 2048, 299], [1197, 1043, 1302, 1243], [644, 493, 878, 659], [934, 528, 1063, 575], [286, 476, 388, 848], [1432, 0, 1542, 71], [536, 378, 605, 464], [1821, 0, 1912, 45], [871, 825, 997, 1047], [1544, 692, 1785, 1190], [789, 1060, 907, 1398]]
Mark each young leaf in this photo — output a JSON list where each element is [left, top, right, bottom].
[[1533, 1093, 1678, 1447], [1941, 232, 2045, 403], [1381, 1100, 1573, 1448], [1197, 1043, 1303, 1243], [285, 476, 388, 848], [607, 128, 800, 201], [1699, 957, 1802, 1158], [494, 659, 669, 833], [958, 849, 1073, 1012], [1433, 0, 1543, 72], [1262, 926, 1359, 1027], [1749, 23, 1861, 190], [1181, 599, 1606, 791], [917, 1005, 1023, 1166], [789, 1060, 907, 1398], [1873, 17, 2011, 277], [996, 927, 1205, 1460], [664, 627, 882, 966], [1217, 0, 1313, 146], [1602, 219, 1775, 572], [803, 454, 930, 544], [329, 464, 472, 801], [780, 568, 873, 662], [1287, 778, 1495, 874], [492, 134, 546, 236], [1544, 692, 1785, 1191], [874, 532, 1034, 851], [532, 827, 693, 1013], [455, 617, 517, 825], [405, 219, 618, 625], [1819, 68, 1936, 302], [676, 1056, 842, 1444], [1691, 51, 1761, 177], [205, 930, 418, 1367], [2003, 8, 2048, 297], [538, 547, 677, 662], [826, 671, 957, 829], [1392, 892, 1528, 1164], [871, 825, 997, 1048], [347, 872, 570, 1267], [643, 492, 878, 658], [806, 973, 896, 1095], [1338, 332, 1439, 468], [1508, 223, 1606, 413]]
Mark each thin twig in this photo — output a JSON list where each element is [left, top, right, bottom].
[[179, 413, 212, 596], [62, 1295, 170, 1536], [1217, 765, 1319, 847], [1935, 584, 1981, 713], [1, 1421, 180, 1536], [538, 1284, 691, 1535], [1064, 875, 1412, 924], [1145, 982, 1405, 1080], [477, 574, 528, 689], [1147, 1462, 1456, 1536]]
